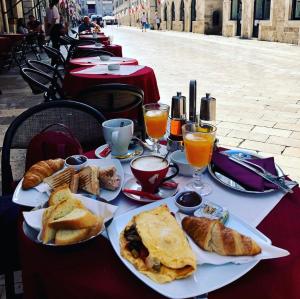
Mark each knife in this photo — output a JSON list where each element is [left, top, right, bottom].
[[123, 189, 162, 200], [228, 156, 294, 194]]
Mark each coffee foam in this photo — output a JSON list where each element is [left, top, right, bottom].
[[132, 156, 168, 171]]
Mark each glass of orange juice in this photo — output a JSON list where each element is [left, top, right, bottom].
[[143, 103, 170, 154], [182, 123, 216, 195]]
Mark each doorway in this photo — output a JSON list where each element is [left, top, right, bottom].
[[180, 0, 184, 31], [171, 2, 175, 30], [231, 0, 242, 36], [164, 4, 168, 29], [190, 0, 196, 32], [253, 0, 271, 37]]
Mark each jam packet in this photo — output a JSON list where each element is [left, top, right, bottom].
[[194, 201, 229, 224]]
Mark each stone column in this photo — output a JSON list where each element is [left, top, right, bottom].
[[241, 0, 254, 38]]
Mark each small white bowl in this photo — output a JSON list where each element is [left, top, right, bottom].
[[174, 191, 202, 214], [100, 55, 110, 61], [170, 150, 194, 177], [64, 155, 88, 171], [108, 63, 120, 71]]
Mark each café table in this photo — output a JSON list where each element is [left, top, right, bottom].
[[68, 56, 138, 70], [0, 33, 24, 45], [0, 36, 12, 54], [63, 65, 160, 104], [77, 44, 123, 57], [79, 34, 109, 43], [17, 150, 300, 299]]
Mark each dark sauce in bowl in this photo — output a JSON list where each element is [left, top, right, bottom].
[[66, 155, 87, 165], [176, 191, 202, 207]]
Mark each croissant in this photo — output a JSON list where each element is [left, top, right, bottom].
[[182, 216, 261, 256], [22, 159, 65, 190]]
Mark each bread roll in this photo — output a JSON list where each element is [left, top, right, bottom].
[[182, 216, 261, 256]]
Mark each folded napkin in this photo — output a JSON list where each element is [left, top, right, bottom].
[[212, 150, 278, 191]]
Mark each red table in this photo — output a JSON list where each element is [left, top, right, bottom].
[[63, 65, 160, 103], [78, 44, 123, 57], [79, 34, 109, 43], [0, 36, 12, 53], [18, 186, 300, 299], [68, 57, 138, 70]]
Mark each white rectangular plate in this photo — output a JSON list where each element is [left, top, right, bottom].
[[12, 159, 124, 207], [106, 197, 271, 299]]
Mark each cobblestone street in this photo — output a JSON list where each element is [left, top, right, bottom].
[[0, 26, 300, 191]]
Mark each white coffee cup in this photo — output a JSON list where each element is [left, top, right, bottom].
[[102, 119, 134, 156]]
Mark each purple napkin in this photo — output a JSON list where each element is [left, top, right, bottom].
[[212, 151, 278, 191]]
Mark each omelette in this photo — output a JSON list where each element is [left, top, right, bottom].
[[120, 205, 196, 283]]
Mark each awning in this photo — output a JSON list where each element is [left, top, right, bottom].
[[87, 1, 96, 4]]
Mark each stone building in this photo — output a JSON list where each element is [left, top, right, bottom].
[[223, 0, 300, 45]]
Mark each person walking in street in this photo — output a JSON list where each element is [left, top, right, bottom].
[[141, 12, 147, 32], [154, 11, 161, 30]]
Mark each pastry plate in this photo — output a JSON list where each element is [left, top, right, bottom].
[[106, 196, 271, 299], [208, 149, 284, 194], [122, 177, 178, 203], [95, 143, 143, 163], [12, 159, 124, 208]]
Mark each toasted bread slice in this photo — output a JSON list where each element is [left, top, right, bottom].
[[48, 185, 73, 206], [87, 216, 103, 238], [79, 166, 100, 195], [41, 206, 56, 244], [55, 228, 90, 245], [44, 167, 76, 190], [98, 166, 120, 191], [69, 173, 79, 193], [41, 198, 85, 244], [48, 208, 98, 229]]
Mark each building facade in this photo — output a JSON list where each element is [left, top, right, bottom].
[[113, 0, 300, 45], [223, 0, 300, 44]]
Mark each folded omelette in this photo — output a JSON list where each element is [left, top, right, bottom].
[[120, 205, 196, 283]]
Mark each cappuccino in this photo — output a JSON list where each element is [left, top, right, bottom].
[[132, 156, 168, 171]]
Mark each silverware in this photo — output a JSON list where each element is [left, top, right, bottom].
[[113, 149, 142, 159], [228, 156, 295, 194], [132, 136, 152, 151]]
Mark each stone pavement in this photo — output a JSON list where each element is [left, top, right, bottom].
[[105, 26, 300, 182], [0, 26, 300, 197]]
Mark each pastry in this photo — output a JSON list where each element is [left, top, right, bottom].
[[98, 166, 120, 191], [182, 216, 261, 256], [22, 158, 64, 189]]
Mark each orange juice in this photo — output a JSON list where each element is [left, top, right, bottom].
[[144, 110, 168, 139], [184, 133, 214, 168]]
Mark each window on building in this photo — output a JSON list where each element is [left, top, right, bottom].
[[231, 0, 239, 20], [164, 5, 167, 21], [254, 0, 270, 19], [292, 0, 300, 19], [180, 0, 184, 21], [191, 0, 196, 21], [171, 2, 175, 21]]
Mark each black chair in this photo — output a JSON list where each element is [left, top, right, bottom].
[[20, 67, 64, 101], [76, 83, 145, 140], [43, 45, 66, 73], [1, 100, 106, 195], [72, 49, 115, 58], [26, 59, 64, 84]]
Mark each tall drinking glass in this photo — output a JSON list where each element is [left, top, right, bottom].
[[182, 123, 216, 195], [143, 103, 170, 155]]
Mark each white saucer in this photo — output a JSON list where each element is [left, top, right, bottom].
[[122, 177, 178, 203], [95, 143, 143, 163]]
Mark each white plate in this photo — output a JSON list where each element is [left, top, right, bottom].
[[95, 143, 143, 163], [12, 159, 124, 207], [106, 197, 271, 299]]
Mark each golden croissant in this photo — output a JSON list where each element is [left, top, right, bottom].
[[182, 216, 261, 256], [22, 159, 64, 190]]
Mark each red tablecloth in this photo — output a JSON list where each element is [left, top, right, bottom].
[[18, 186, 300, 299], [78, 44, 123, 57], [63, 65, 160, 103], [0, 33, 24, 44], [79, 34, 109, 43], [68, 57, 138, 70], [0, 36, 12, 53]]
